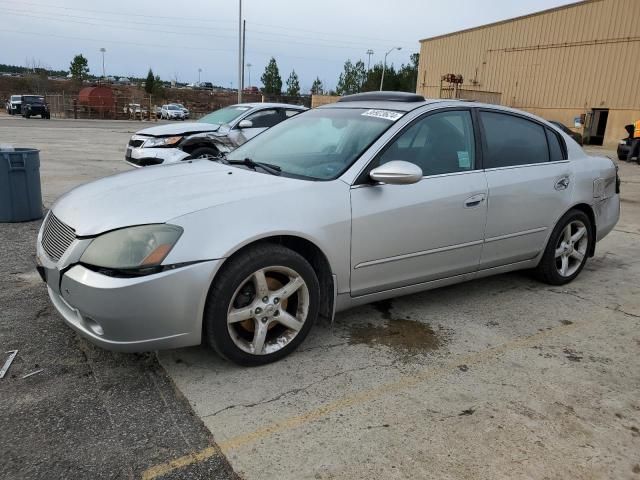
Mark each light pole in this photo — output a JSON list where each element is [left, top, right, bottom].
[[246, 63, 252, 88], [237, 0, 242, 102], [380, 46, 401, 91], [99, 47, 106, 79], [366, 49, 374, 71], [198, 68, 202, 85]]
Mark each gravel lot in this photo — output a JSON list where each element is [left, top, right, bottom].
[[0, 115, 238, 480], [1, 114, 639, 479]]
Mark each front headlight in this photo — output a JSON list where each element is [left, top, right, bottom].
[[143, 136, 183, 147], [80, 224, 183, 271]]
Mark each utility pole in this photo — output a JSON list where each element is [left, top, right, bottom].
[[198, 68, 202, 84], [237, 0, 242, 103], [100, 47, 106, 79], [380, 46, 401, 91], [366, 49, 374, 71], [241, 19, 246, 94], [246, 63, 252, 88]]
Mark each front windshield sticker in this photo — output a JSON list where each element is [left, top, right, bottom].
[[361, 109, 402, 121]]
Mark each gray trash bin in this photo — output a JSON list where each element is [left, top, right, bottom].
[[0, 148, 43, 222]]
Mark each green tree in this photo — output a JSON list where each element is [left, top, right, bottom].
[[285, 70, 300, 96], [69, 54, 89, 83], [361, 53, 419, 92], [336, 59, 366, 95], [310, 77, 324, 95], [260, 57, 282, 95], [396, 53, 419, 92], [144, 68, 155, 95], [152, 74, 164, 98]]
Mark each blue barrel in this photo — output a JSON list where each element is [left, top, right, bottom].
[[0, 148, 43, 222]]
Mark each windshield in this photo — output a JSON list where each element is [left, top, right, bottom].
[[199, 105, 251, 125], [11, 95, 21, 101], [23, 96, 44, 103], [167, 105, 180, 110], [226, 107, 401, 180]]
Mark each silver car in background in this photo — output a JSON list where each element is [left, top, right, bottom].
[[170, 103, 190, 119], [37, 92, 620, 366], [125, 103, 306, 167], [159, 104, 185, 120]]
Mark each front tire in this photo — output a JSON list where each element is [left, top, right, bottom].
[[189, 147, 219, 160], [203, 244, 320, 366], [535, 209, 592, 285]]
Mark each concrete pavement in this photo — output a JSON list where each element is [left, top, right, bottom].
[[2, 115, 639, 479]]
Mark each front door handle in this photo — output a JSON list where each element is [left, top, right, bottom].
[[555, 176, 570, 190], [464, 193, 486, 208]]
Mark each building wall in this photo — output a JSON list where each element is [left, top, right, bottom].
[[417, 0, 640, 146], [311, 94, 341, 108]]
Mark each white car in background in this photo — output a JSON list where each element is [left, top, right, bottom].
[[170, 103, 190, 119], [8, 95, 22, 115], [160, 104, 185, 120], [125, 102, 306, 167]]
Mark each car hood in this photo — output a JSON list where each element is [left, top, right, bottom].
[[52, 160, 305, 236], [135, 122, 220, 137]]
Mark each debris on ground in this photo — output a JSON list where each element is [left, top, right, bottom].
[[21, 369, 44, 379], [563, 347, 583, 362], [1, 350, 18, 379]]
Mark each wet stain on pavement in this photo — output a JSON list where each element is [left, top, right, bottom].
[[348, 300, 443, 355]]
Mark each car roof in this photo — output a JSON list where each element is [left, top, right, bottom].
[[229, 102, 307, 110], [317, 93, 560, 126]]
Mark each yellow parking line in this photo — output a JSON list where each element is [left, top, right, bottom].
[[142, 321, 579, 479]]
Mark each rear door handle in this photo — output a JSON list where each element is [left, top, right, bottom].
[[555, 176, 570, 190], [464, 193, 486, 208]]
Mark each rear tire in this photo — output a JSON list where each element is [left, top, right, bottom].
[[534, 209, 592, 285], [203, 244, 320, 366]]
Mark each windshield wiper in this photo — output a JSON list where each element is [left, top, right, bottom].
[[228, 157, 281, 175]]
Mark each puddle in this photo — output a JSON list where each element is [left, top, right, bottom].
[[348, 300, 443, 356]]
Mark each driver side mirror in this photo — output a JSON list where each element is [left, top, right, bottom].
[[369, 160, 423, 185], [238, 119, 253, 129]]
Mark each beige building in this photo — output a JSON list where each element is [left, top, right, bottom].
[[417, 0, 640, 147]]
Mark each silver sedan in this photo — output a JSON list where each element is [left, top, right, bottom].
[[36, 92, 620, 366]]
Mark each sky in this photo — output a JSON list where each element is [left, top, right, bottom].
[[1, 0, 579, 91]]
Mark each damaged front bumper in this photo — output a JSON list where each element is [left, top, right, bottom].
[[125, 145, 190, 167]]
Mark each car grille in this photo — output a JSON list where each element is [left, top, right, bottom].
[[41, 213, 76, 261]]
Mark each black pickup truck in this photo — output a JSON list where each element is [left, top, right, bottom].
[[21, 95, 50, 119]]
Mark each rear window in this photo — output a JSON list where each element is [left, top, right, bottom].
[[11, 95, 21, 101], [546, 129, 566, 162], [480, 111, 549, 168]]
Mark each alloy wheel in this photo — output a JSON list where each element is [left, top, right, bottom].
[[226, 266, 310, 355], [554, 220, 588, 277]]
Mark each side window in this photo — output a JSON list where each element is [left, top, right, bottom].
[[546, 128, 566, 162], [244, 109, 281, 128], [378, 110, 475, 176], [480, 111, 550, 168]]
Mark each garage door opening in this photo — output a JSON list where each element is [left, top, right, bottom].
[[585, 108, 609, 146]]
